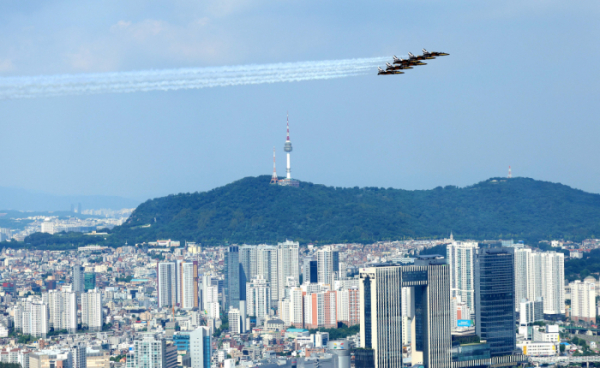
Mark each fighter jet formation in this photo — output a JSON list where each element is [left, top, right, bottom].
[[378, 49, 449, 75]]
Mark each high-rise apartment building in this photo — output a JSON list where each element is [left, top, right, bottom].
[[570, 281, 596, 323], [72, 265, 84, 293], [45, 290, 77, 333], [127, 334, 177, 368], [246, 275, 271, 324], [71, 343, 87, 368], [189, 327, 211, 368], [289, 287, 305, 328], [359, 256, 451, 368], [519, 298, 544, 325], [514, 249, 564, 315], [317, 246, 339, 287], [82, 289, 103, 331], [256, 245, 279, 302], [475, 246, 516, 357], [446, 241, 477, 323], [304, 290, 337, 329], [180, 262, 199, 309], [157, 262, 178, 308], [14, 301, 49, 338], [336, 287, 360, 327], [239, 245, 256, 301], [224, 246, 240, 309], [277, 240, 300, 301]]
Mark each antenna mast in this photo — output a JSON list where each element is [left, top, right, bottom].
[[270, 147, 278, 184], [508, 166, 512, 179]]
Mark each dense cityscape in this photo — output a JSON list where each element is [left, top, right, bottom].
[[0, 233, 599, 368]]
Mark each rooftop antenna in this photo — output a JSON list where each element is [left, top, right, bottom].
[[270, 147, 278, 184], [508, 166, 512, 179]]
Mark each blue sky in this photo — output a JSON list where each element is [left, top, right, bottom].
[[0, 0, 598, 200]]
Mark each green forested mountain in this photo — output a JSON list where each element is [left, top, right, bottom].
[[17, 176, 600, 248]]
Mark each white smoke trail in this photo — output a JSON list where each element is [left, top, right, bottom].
[[0, 56, 389, 99]]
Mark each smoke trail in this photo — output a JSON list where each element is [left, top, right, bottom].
[[0, 56, 389, 99]]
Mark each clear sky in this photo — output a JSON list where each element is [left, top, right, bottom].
[[0, 0, 598, 201]]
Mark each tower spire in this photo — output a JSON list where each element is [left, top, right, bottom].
[[270, 147, 278, 184], [508, 166, 512, 179], [286, 112, 290, 142]]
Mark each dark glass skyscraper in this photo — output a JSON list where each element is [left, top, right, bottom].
[[475, 246, 516, 357], [84, 272, 96, 291], [224, 246, 240, 309]]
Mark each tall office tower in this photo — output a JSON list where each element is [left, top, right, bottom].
[[71, 343, 87, 368], [239, 300, 247, 333], [180, 262, 199, 309], [129, 334, 177, 368], [303, 258, 318, 284], [239, 245, 257, 301], [359, 256, 451, 368], [289, 287, 305, 328], [46, 290, 78, 333], [201, 274, 215, 310], [304, 290, 337, 329], [336, 287, 360, 327], [228, 308, 241, 335], [157, 262, 178, 307], [246, 275, 271, 325], [72, 265, 84, 293], [84, 272, 96, 291], [570, 281, 596, 323], [277, 240, 300, 301], [82, 289, 103, 331], [256, 245, 279, 302], [14, 301, 49, 338], [317, 246, 339, 287], [190, 327, 211, 368], [515, 250, 564, 315], [446, 241, 478, 322], [475, 246, 516, 357], [224, 246, 241, 309]]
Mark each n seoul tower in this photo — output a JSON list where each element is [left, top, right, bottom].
[[278, 113, 299, 187]]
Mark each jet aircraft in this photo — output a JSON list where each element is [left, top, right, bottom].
[[408, 51, 435, 61], [386, 63, 412, 71], [378, 67, 403, 75], [422, 49, 450, 57], [392, 56, 426, 66]]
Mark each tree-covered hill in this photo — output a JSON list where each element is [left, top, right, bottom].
[[16, 175, 600, 247]]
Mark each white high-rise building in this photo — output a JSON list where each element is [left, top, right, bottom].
[[14, 301, 48, 338], [570, 281, 596, 323], [129, 334, 176, 368], [317, 246, 339, 287], [514, 248, 531, 311], [81, 289, 103, 331], [71, 343, 87, 368], [180, 262, 199, 309], [446, 241, 478, 321], [190, 327, 211, 368], [204, 286, 219, 312], [228, 308, 241, 335], [520, 298, 544, 325], [246, 275, 271, 325], [289, 287, 305, 328], [157, 262, 178, 307], [46, 290, 77, 333], [277, 240, 300, 302], [256, 245, 279, 302], [514, 250, 564, 315]]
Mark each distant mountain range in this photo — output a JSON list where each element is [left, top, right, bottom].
[[0, 186, 140, 211], [19, 175, 600, 249]]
